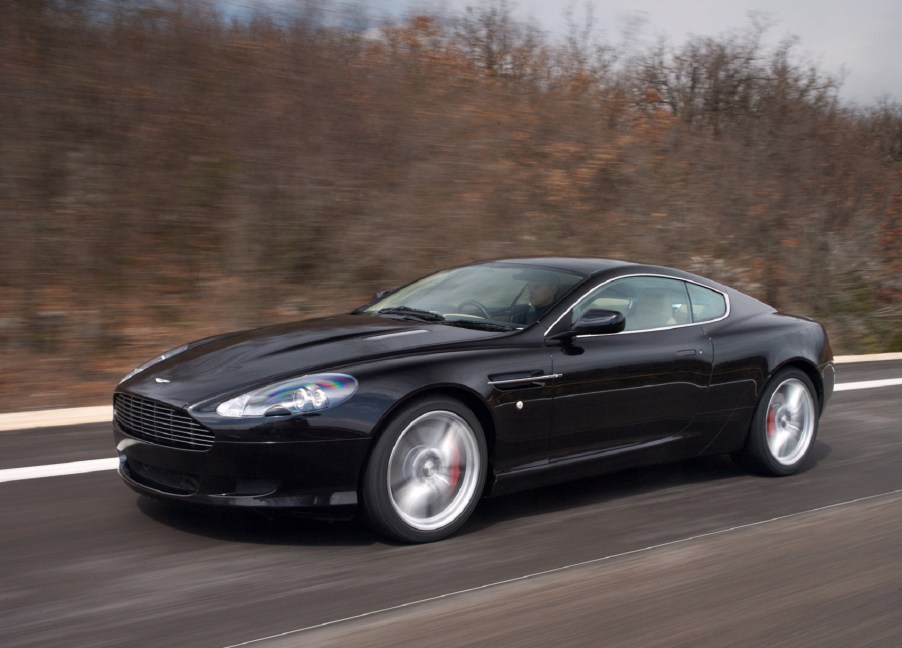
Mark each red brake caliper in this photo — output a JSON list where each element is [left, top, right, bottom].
[[448, 444, 460, 487], [766, 405, 777, 438]]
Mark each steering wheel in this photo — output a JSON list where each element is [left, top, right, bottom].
[[457, 300, 491, 319]]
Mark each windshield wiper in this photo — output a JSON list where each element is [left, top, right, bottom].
[[377, 306, 446, 322], [443, 319, 515, 332]]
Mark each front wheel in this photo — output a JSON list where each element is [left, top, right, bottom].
[[734, 368, 819, 476], [362, 398, 487, 543]]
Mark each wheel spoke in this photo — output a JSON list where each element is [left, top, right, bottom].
[[392, 433, 417, 459], [784, 382, 804, 416], [433, 467, 457, 488], [771, 428, 791, 458], [393, 481, 432, 519], [436, 423, 462, 464]]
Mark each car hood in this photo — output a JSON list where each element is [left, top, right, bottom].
[[120, 314, 504, 407]]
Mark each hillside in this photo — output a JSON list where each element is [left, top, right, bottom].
[[0, 0, 899, 410]]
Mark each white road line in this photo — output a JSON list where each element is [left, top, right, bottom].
[[0, 458, 119, 483], [221, 488, 902, 648], [0, 405, 113, 432], [835, 352, 902, 363], [834, 378, 902, 392]]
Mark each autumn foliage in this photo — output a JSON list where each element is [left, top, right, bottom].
[[0, 0, 900, 409]]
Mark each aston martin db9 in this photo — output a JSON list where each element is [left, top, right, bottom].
[[113, 258, 834, 542]]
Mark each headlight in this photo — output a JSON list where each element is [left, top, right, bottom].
[[215, 373, 358, 418], [118, 344, 189, 384]]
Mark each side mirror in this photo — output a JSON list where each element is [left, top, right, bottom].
[[547, 309, 625, 345], [572, 308, 626, 335]]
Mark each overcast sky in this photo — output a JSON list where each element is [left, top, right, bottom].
[[350, 0, 900, 105]]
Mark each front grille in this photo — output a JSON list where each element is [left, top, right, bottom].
[[114, 393, 214, 451]]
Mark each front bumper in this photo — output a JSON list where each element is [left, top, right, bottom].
[[114, 419, 371, 519]]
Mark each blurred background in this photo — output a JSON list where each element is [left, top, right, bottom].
[[1, 0, 899, 411]]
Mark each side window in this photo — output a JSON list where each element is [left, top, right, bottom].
[[686, 283, 727, 322], [572, 276, 691, 332]]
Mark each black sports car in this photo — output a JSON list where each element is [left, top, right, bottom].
[[113, 258, 834, 542]]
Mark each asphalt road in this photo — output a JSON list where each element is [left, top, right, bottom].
[[1, 361, 901, 647]]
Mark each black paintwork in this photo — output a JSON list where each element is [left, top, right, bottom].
[[113, 258, 834, 517]]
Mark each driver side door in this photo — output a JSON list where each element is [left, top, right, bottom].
[[548, 276, 714, 464]]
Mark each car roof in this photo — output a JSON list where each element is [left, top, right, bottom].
[[492, 257, 637, 276]]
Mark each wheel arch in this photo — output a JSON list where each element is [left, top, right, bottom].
[[769, 358, 824, 411]]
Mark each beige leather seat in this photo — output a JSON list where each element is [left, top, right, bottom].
[[627, 288, 676, 331]]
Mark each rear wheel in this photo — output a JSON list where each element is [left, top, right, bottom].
[[734, 368, 819, 476], [363, 398, 486, 543]]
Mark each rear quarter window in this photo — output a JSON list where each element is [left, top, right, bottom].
[[687, 283, 727, 322]]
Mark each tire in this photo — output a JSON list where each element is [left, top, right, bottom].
[[734, 368, 819, 476], [362, 397, 487, 543]]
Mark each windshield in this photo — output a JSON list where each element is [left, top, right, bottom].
[[363, 263, 586, 330]]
